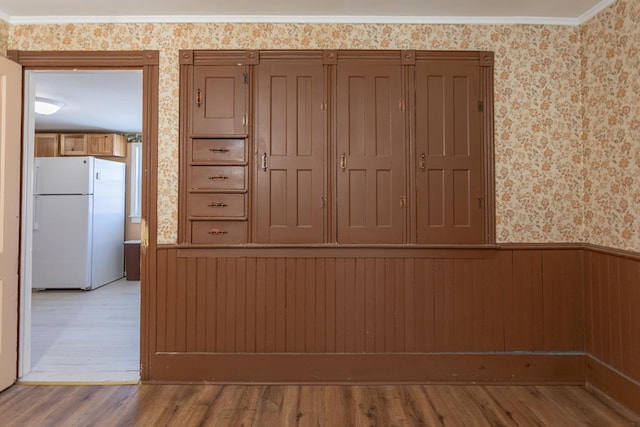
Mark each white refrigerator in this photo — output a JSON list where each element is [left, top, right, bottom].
[[33, 156, 126, 290]]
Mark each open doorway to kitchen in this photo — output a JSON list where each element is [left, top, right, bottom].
[[24, 70, 142, 383], [10, 50, 158, 384]]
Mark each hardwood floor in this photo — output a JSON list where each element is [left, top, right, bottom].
[[21, 278, 140, 383], [0, 384, 637, 426]]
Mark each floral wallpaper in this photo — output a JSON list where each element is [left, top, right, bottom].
[[0, 18, 8, 55], [581, 0, 640, 252], [7, 22, 585, 246]]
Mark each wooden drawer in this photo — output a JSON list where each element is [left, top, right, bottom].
[[191, 221, 247, 244], [190, 166, 246, 191], [192, 139, 245, 163], [188, 193, 246, 217]]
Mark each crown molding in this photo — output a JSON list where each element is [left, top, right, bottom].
[[5, 14, 583, 26], [2, 0, 617, 27], [578, 0, 616, 24]]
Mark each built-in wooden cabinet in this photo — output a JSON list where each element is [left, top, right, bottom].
[[37, 133, 127, 158], [335, 57, 407, 244], [255, 55, 327, 243], [191, 65, 249, 136], [34, 133, 59, 157], [60, 134, 88, 156], [179, 50, 494, 245], [87, 133, 127, 157], [181, 51, 257, 244], [415, 58, 485, 243]]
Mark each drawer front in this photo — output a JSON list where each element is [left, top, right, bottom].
[[188, 193, 246, 217], [192, 139, 245, 163], [190, 166, 246, 191], [191, 221, 247, 244]]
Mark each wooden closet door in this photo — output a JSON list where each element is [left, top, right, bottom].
[[415, 60, 484, 243], [255, 61, 326, 243], [191, 65, 248, 136], [336, 61, 406, 244]]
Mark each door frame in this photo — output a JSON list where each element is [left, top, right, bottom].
[[7, 50, 159, 381]]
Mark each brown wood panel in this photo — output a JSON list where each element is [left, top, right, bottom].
[[149, 353, 585, 384], [415, 60, 484, 244], [629, 258, 640, 381], [146, 245, 640, 385], [152, 246, 585, 359], [586, 356, 640, 417], [506, 251, 538, 351], [584, 248, 640, 385], [191, 65, 248, 136], [336, 60, 406, 243], [175, 256, 187, 352], [255, 60, 326, 243]]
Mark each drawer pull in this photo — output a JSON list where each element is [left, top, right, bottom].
[[208, 228, 228, 235], [196, 89, 202, 107], [208, 202, 228, 208], [208, 175, 228, 180], [209, 148, 229, 153]]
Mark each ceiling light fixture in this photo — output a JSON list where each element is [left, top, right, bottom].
[[35, 97, 64, 115]]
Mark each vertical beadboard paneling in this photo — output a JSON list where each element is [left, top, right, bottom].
[[630, 258, 640, 381], [584, 249, 640, 384], [155, 248, 168, 352], [542, 250, 584, 352], [154, 247, 586, 357]]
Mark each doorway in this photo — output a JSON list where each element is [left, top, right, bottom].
[[23, 70, 142, 382], [9, 50, 159, 384]]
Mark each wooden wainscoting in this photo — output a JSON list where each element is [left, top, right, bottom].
[[584, 246, 640, 415], [147, 246, 584, 383]]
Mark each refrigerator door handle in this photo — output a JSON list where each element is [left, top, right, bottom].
[[34, 162, 40, 194], [33, 195, 39, 230]]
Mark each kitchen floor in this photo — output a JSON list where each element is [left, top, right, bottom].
[[20, 278, 140, 383]]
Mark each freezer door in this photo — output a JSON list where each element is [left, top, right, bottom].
[[32, 194, 93, 289], [34, 156, 94, 195]]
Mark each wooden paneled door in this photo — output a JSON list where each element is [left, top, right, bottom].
[[415, 60, 484, 244], [336, 60, 406, 243], [0, 56, 22, 392], [191, 65, 249, 136], [255, 59, 326, 243]]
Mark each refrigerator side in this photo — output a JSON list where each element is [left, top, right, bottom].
[[90, 159, 126, 288]]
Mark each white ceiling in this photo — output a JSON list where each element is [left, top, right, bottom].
[[33, 70, 143, 134], [0, 0, 615, 25]]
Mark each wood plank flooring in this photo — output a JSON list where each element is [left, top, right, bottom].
[[0, 384, 637, 426], [22, 278, 140, 383]]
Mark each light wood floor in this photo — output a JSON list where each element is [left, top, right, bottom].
[[22, 278, 140, 383], [0, 384, 637, 426]]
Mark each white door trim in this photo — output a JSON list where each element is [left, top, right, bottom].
[[18, 71, 37, 379]]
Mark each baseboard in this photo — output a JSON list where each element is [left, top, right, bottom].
[[147, 353, 585, 384], [585, 356, 640, 416]]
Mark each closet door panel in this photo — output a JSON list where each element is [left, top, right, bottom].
[[336, 62, 406, 244], [415, 61, 484, 243], [256, 61, 326, 243]]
